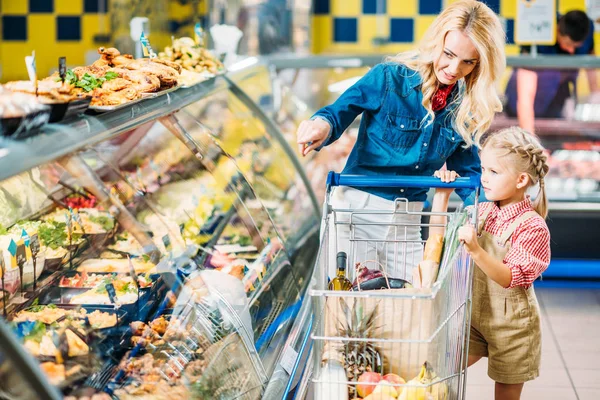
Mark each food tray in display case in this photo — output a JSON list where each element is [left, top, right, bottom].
[[87, 97, 146, 113]]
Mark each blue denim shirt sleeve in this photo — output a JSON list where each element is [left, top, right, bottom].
[[446, 143, 482, 206], [311, 63, 387, 148]]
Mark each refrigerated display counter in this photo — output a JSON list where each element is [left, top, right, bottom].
[[0, 59, 320, 399]]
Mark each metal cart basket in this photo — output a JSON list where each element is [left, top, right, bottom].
[[308, 172, 480, 400]]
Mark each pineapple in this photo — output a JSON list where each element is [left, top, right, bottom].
[[337, 298, 383, 397]]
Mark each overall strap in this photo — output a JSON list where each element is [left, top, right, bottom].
[[477, 203, 495, 235], [499, 211, 540, 246]]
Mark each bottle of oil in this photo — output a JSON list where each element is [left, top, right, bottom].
[[329, 252, 352, 291]]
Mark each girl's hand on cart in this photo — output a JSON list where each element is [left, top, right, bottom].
[[296, 118, 331, 157], [433, 169, 459, 196], [458, 224, 481, 255]]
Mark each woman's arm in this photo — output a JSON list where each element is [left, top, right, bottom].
[[311, 63, 388, 148]]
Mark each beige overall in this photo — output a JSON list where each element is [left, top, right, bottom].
[[469, 206, 542, 384]]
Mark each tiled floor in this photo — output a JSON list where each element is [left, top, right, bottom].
[[466, 285, 600, 400]]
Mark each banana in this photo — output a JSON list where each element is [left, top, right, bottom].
[[397, 362, 448, 400]]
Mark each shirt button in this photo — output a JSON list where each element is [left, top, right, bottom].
[[400, 124, 405, 129], [415, 165, 419, 169], [400, 189, 405, 193], [452, 137, 455, 141], [423, 143, 428, 147]]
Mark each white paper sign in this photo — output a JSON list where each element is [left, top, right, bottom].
[[586, 0, 600, 31], [516, 0, 556, 45], [280, 345, 299, 375]]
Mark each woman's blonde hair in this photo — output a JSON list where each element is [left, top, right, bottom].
[[482, 127, 550, 218], [387, 0, 505, 147]]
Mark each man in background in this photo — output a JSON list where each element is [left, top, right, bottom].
[[505, 10, 598, 132]]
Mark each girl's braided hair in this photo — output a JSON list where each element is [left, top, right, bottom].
[[482, 127, 550, 218]]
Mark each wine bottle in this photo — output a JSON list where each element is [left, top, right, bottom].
[[328, 251, 352, 291]]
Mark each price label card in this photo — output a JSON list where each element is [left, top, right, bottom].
[[194, 22, 205, 47], [59, 57, 67, 81], [106, 283, 118, 304], [140, 32, 156, 58], [30, 234, 40, 256], [16, 244, 26, 266], [128, 257, 139, 291], [25, 51, 37, 83], [516, 0, 556, 45], [162, 234, 172, 251]]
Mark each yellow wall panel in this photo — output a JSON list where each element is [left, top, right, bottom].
[[415, 16, 436, 42], [558, 0, 586, 13], [1, 0, 27, 14], [55, 0, 83, 15], [169, 2, 193, 20], [505, 44, 520, 55], [359, 16, 390, 51], [331, 0, 360, 17], [501, 0, 516, 19], [1, 43, 34, 81], [388, 0, 418, 17], [311, 16, 332, 54]]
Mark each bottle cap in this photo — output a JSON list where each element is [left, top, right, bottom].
[[337, 251, 347, 269]]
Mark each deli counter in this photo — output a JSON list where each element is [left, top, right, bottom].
[[0, 59, 320, 399]]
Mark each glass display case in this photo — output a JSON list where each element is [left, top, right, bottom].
[[0, 61, 320, 399]]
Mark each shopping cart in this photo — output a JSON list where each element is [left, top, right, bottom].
[[305, 172, 480, 400]]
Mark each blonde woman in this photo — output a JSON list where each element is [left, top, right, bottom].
[[297, 0, 506, 279], [436, 127, 550, 399]]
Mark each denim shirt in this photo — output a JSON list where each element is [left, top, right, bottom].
[[313, 62, 481, 204]]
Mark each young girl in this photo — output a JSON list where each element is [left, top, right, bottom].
[[435, 127, 551, 400]]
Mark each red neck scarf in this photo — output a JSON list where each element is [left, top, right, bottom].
[[432, 83, 456, 112]]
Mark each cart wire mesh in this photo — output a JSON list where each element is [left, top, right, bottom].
[[309, 193, 475, 400]]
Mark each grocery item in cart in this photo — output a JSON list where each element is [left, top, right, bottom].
[[328, 252, 352, 291]]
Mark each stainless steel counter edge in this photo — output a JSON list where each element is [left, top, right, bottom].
[[264, 54, 600, 70], [0, 62, 266, 182]]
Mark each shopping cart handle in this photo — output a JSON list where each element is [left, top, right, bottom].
[[326, 172, 480, 190]]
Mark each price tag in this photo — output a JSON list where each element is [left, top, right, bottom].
[[194, 22, 205, 47], [140, 32, 156, 58], [162, 234, 172, 251], [30, 234, 40, 257], [7, 239, 17, 268], [16, 244, 26, 267], [106, 283, 118, 304], [59, 57, 67, 82], [21, 229, 32, 260], [127, 256, 140, 291], [25, 51, 37, 83]]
